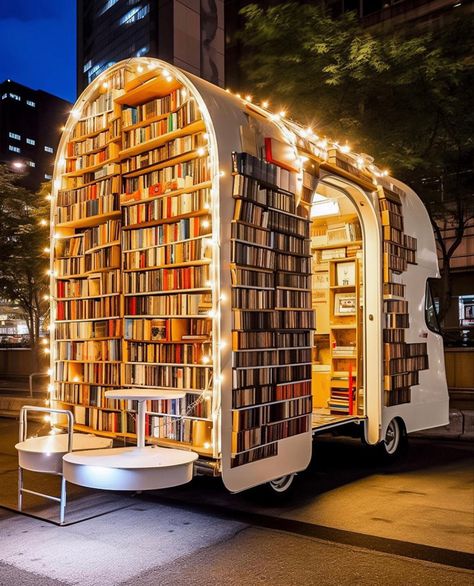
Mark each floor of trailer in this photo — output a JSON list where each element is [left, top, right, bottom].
[[311, 409, 365, 433]]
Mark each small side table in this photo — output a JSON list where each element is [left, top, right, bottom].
[[105, 389, 186, 448]]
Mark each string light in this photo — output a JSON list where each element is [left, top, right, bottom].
[[43, 247, 50, 254], [262, 100, 269, 109]]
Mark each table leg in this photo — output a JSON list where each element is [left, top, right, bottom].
[[137, 400, 146, 448]]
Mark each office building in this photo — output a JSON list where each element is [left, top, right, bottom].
[[77, 0, 225, 94], [0, 80, 71, 191]]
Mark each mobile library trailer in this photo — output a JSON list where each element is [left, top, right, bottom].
[[36, 58, 448, 497]]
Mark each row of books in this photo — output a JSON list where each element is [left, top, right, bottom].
[[232, 364, 312, 388], [123, 317, 211, 342], [123, 188, 209, 226], [54, 256, 85, 277], [55, 235, 83, 258], [232, 414, 309, 454], [125, 292, 211, 316], [55, 361, 121, 385], [383, 282, 406, 298], [56, 176, 120, 208], [122, 101, 200, 149], [121, 133, 205, 173], [233, 348, 311, 368], [232, 397, 312, 431], [56, 296, 120, 321], [55, 383, 123, 410], [56, 339, 121, 362], [231, 443, 278, 467], [122, 88, 185, 127], [56, 270, 121, 298], [81, 88, 122, 119], [123, 217, 206, 251], [383, 342, 428, 360], [384, 355, 429, 375], [384, 313, 410, 329], [55, 318, 122, 341], [123, 238, 207, 269], [232, 380, 312, 409], [66, 129, 110, 157], [233, 174, 296, 214], [125, 341, 212, 365], [124, 363, 212, 390], [70, 143, 118, 172], [84, 245, 120, 272], [83, 219, 121, 251], [384, 371, 419, 391], [55, 194, 119, 224], [123, 158, 210, 195], [233, 310, 314, 331], [123, 265, 210, 294], [72, 111, 113, 140], [231, 331, 311, 351], [232, 152, 297, 194]]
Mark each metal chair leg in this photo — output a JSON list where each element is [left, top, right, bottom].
[[18, 467, 23, 511], [59, 476, 67, 525]]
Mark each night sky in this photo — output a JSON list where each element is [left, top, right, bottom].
[[0, 1, 76, 103]]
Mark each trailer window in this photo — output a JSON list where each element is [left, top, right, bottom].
[[425, 279, 441, 334]]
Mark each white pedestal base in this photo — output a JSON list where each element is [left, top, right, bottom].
[[63, 446, 199, 491]]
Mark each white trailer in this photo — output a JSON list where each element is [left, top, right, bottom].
[[45, 58, 448, 496]]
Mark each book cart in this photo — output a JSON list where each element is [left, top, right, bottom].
[[48, 58, 448, 495]]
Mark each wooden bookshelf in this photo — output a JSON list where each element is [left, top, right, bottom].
[[52, 66, 215, 453]]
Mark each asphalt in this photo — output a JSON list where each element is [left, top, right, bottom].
[[0, 418, 473, 585]]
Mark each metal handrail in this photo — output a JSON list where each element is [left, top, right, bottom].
[[19, 406, 74, 452], [18, 406, 74, 525]]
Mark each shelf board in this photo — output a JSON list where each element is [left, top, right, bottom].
[[122, 149, 202, 178], [55, 211, 121, 229], [62, 157, 119, 178], [123, 258, 211, 272], [119, 120, 206, 158], [123, 209, 209, 230], [116, 76, 181, 107], [84, 241, 121, 254], [123, 287, 211, 296]]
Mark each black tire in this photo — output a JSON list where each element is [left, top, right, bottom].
[[248, 473, 297, 504], [378, 418, 408, 462]]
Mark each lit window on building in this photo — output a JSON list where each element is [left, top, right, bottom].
[[26, 138, 35, 145], [9, 145, 21, 153], [99, 0, 119, 15], [119, 5, 149, 26], [44, 146, 54, 153], [44, 173, 52, 180], [83, 60, 92, 73], [9, 93, 21, 101], [1, 93, 7, 100], [26, 161, 35, 167], [9, 132, 21, 140], [136, 46, 149, 57], [26, 100, 36, 107], [88, 61, 116, 84]]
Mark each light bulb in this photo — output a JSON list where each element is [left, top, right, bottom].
[[340, 144, 351, 154], [262, 101, 269, 109], [40, 219, 48, 226], [137, 66, 144, 73], [219, 170, 225, 177], [201, 219, 210, 229], [245, 95, 252, 102], [44, 247, 50, 254], [279, 111, 286, 118], [45, 194, 52, 201], [162, 69, 170, 77], [44, 348, 50, 354], [197, 147, 206, 156], [44, 415, 51, 422], [103, 81, 109, 89], [42, 337, 48, 344], [203, 442, 211, 449], [201, 355, 210, 364]]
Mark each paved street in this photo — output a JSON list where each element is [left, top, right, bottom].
[[0, 417, 473, 585]]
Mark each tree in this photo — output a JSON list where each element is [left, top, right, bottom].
[[238, 3, 474, 321], [0, 165, 50, 364]]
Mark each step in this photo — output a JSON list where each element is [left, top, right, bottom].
[[16, 433, 113, 474], [62, 446, 199, 491]]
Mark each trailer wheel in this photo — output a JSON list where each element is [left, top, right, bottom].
[[379, 418, 407, 460], [268, 473, 296, 494]]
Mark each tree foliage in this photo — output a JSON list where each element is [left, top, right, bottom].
[[239, 4, 474, 321], [0, 166, 50, 355]]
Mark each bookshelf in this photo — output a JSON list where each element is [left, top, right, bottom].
[[230, 152, 313, 468], [52, 65, 216, 456]]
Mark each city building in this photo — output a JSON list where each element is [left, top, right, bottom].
[[0, 80, 71, 191], [77, 0, 225, 94]]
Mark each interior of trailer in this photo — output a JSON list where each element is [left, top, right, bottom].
[[309, 181, 366, 431]]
